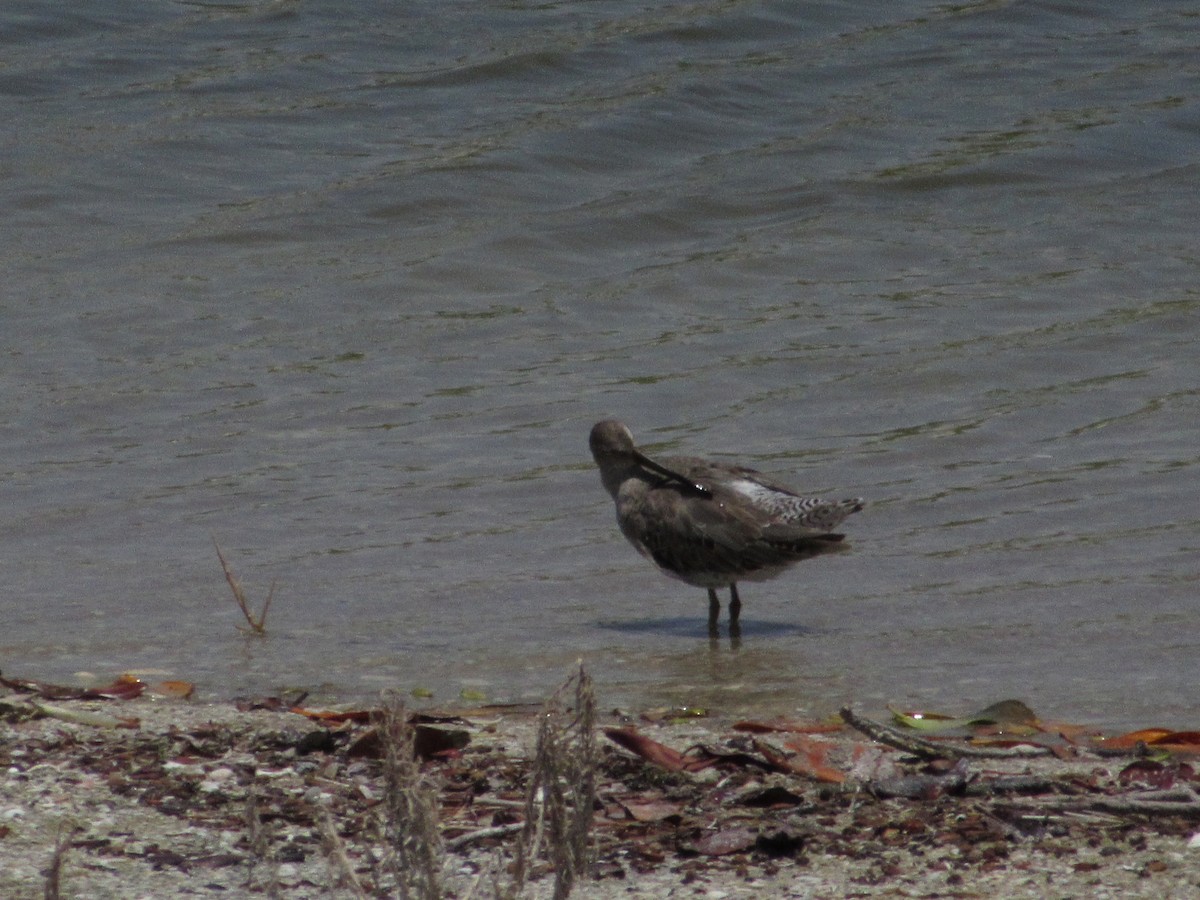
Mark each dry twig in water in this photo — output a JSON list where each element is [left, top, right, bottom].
[[214, 538, 275, 635]]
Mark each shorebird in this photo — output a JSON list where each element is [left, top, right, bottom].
[[589, 420, 862, 634]]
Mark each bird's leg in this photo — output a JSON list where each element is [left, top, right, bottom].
[[707, 588, 720, 636], [728, 584, 742, 627]]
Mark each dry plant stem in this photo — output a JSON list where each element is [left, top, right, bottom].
[[245, 788, 281, 899], [378, 691, 443, 900], [839, 706, 1053, 759], [508, 663, 597, 900], [259, 579, 276, 630], [1000, 786, 1200, 819], [213, 537, 271, 635], [318, 811, 370, 900], [43, 824, 80, 900], [444, 822, 526, 851]]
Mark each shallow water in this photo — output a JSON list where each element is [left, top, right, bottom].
[[3, 0, 1198, 730]]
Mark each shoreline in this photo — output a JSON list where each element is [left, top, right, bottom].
[[2, 683, 1199, 899]]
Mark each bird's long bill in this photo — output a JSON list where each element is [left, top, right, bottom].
[[634, 451, 711, 497]]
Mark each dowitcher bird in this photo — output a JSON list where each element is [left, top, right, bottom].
[[589, 420, 862, 634]]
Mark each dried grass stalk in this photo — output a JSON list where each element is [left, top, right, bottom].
[[507, 663, 597, 900], [318, 810, 370, 899], [245, 787, 281, 898], [377, 690, 444, 900], [43, 823, 81, 900], [214, 537, 274, 635]]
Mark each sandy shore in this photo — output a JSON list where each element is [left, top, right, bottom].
[[2, 685, 1199, 899]]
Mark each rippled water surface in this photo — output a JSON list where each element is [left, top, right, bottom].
[[3, 1, 1198, 729]]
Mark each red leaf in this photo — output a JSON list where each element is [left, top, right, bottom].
[[603, 727, 715, 773], [1099, 728, 1175, 750], [1149, 731, 1200, 752], [87, 674, 146, 701], [292, 707, 374, 723], [778, 736, 848, 784]]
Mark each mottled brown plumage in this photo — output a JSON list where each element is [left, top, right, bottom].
[[589, 420, 862, 633]]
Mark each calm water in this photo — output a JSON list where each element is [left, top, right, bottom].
[[3, 1, 1198, 730]]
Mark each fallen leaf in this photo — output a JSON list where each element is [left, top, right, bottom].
[[346, 724, 470, 760], [291, 706, 374, 723], [603, 727, 714, 773], [90, 674, 146, 701], [412, 725, 470, 759], [1097, 728, 1176, 750], [889, 707, 962, 732], [151, 680, 196, 700], [890, 699, 1039, 733], [0, 672, 145, 702], [1051, 721, 1097, 744], [770, 737, 847, 784], [29, 699, 139, 729], [970, 699, 1039, 728], [1150, 732, 1200, 753]]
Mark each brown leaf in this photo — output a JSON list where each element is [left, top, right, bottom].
[[0, 672, 145, 701], [291, 706, 374, 724], [778, 736, 848, 784], [1149, 731, 1200, 753], [1097, 728, 1175, 750], [969, 699, 1040, 728], [88, 674, 146, 701], [412, 725, 470, 759], [1091, 727, 1200, 753], [347, 724, 470, 760], [603, 727, 715, 773], [151, 680, 196, 700]]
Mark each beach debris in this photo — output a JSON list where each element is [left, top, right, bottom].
[[213, 537, 274, 635], [0, 671, 146, 701], [28, 699, 139, 729], [603, 726, 719, 773], [1, 672, 1198, 897], [889, 699, 1041, 734], [507, 663, 597, 900]]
